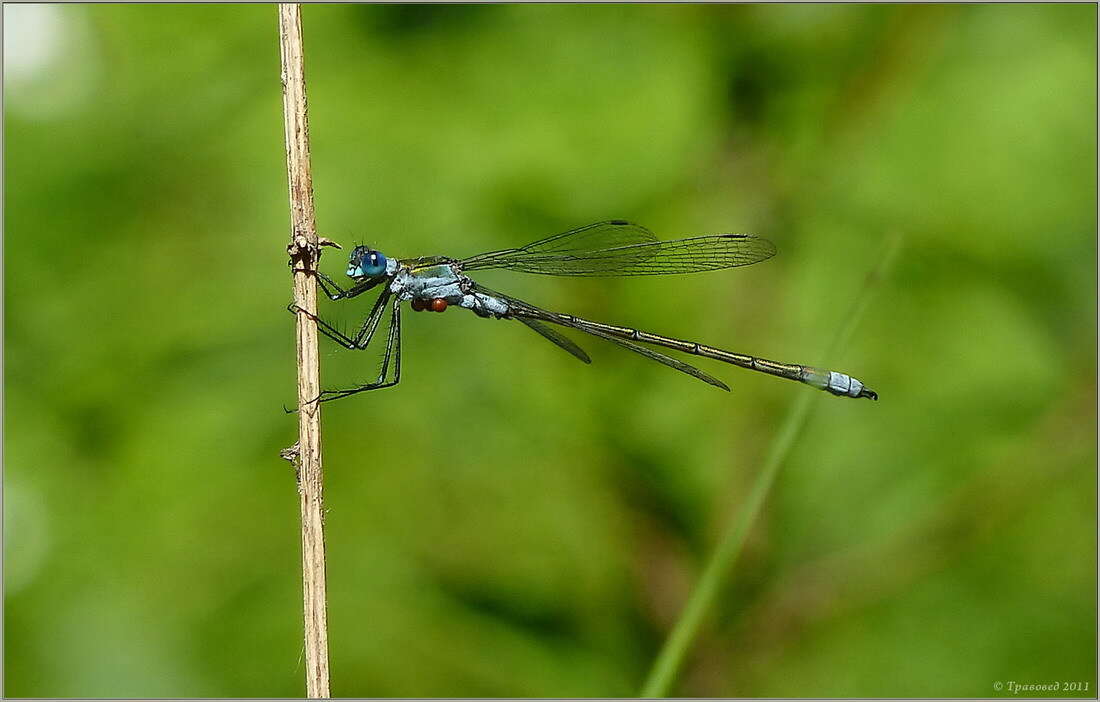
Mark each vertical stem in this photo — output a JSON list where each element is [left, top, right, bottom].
[[640, 233, 903, 697], [278, 4, 331, 698]]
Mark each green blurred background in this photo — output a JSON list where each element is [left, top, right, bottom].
[[5, 3, 1096, 697]]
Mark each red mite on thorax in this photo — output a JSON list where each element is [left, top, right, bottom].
[[410, 297, 448, 312]]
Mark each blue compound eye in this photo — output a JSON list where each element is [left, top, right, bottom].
[[347, 247, 388, 278], [364, 251, 387, 275]]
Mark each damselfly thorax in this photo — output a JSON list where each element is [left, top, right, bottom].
[[390, 261, 510, 318]]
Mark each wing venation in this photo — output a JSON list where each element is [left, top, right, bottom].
[[460, 221, 775, 277]]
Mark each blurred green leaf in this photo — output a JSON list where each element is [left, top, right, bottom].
[[5, 4, 1095, 697]]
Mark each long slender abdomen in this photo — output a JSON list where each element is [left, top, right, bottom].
[[551, 313, 877, 400]]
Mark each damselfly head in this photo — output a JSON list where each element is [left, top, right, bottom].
[[347, 246, 388, 280]]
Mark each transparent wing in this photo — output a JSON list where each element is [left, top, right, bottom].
[[517, 317, 591, 364], [474, 283, 729, 391], [461, 220, 657, 272], [460, 220, 776, 277]]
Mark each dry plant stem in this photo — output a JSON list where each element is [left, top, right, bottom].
[[640, 233, 903, 698], [279, 4, 331, 698]]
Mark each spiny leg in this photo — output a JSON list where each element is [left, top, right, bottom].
[[378, 298, 401, 381], [288, 288, 392, 350], [314, 298, 403, 404], [343, 289, 393, 349], [315, 271, 384, 301], [315, 271, 350, 300]]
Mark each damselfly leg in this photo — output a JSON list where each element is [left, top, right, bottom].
[[288, 288, 393, 350], [314, 296, 403, 403], [314, 271, 383, 301], [287, 294, 403, 409], [287, 287, 401, 409]]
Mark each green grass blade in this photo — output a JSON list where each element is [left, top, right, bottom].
[[639, 232, 904, 698]]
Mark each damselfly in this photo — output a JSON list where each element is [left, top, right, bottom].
[[289, 221, 877, 404]]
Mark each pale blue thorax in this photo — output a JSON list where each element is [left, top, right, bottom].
[[389, 262, 510, 318]]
